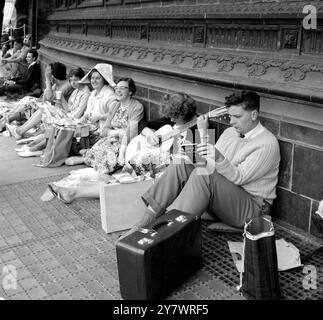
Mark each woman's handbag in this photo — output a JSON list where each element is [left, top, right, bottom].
[[238, 215, 281, 300], [69, 124, 91, 156], [69, 136, 90, 156], [39, 124, 75, 167]]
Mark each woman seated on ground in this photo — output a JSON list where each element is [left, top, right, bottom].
[[77, 63, 119, 148], [58, 67, 91, 119], [43, 62, 74, 103], [14, 67, 91, 156], [3, 62, 73, 140], [126, 92, 198, 174], [43, 77, 144, 203]]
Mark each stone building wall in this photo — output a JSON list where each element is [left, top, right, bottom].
[[34, 0, 323, 239]]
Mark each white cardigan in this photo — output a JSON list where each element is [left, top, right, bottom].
[[83, 85, 117, 130]]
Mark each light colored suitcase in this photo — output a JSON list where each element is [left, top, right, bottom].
[[99, 178, 154, 234]]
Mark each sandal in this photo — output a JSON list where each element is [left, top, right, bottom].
[[40, 187, 55, 202], [48, 183, 71, 204]]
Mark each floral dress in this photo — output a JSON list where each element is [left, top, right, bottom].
[[83, 103, 128, 173]]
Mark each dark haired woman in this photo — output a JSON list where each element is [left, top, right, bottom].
[[139, 92, 197, 147], [43, 62, 73, 104], [56, 67, 90, 119], [6, 62, 73, 141], [124, 92, 198, 176]]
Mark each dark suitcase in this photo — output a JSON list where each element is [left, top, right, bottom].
[[116, 209, 202, 300]]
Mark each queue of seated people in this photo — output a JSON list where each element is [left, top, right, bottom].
[[0, 36, 40, 96], [0, 45, 281, 236]]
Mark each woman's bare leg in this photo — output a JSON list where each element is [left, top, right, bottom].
[[28, 133, 45, 145], [0, 111, 22, 130], [29, 138, 46, 152], [50, 184, 100, 203], [8, 111, 23, 122], [16, 109, 43, 136]]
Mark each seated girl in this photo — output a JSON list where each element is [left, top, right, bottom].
[[52, 67, 90, 119]]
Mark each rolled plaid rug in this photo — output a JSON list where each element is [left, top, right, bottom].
[[238, 215, 281, 300]]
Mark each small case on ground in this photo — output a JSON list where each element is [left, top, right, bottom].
[[116, 209, 202, 300], [99, 177, 154, 234]]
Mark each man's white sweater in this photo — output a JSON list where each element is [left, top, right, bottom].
[[214, 122, 280, 204]]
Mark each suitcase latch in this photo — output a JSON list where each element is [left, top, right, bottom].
[[138, 229, 158, 237], [138, 237, 154, 245], [138, 228, 151, 234], [175, 215, 187, 223]]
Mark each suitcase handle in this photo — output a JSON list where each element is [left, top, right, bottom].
[[151, 220, 173, 233]]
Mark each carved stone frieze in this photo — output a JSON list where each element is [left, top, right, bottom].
[[40, 34, 323, 84], [170, 52, 185, 65], [49, 1, 323, 21], [52, 19, 323, 56], [137, 48, 148, 60]]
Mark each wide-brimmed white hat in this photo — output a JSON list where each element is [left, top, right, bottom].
[[79, 63, 116, 87]]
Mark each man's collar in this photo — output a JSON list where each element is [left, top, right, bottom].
[[28, 61, 37, 68], [244, 122, 264, 139]]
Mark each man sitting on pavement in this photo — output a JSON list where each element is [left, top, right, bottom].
[[126, 90, 281, 234]]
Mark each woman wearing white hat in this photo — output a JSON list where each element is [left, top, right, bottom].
[[79, 63, 118, 144]]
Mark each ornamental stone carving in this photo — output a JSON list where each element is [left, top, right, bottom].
[[49, 1, 323, 21], [41, 34, 323, 83]]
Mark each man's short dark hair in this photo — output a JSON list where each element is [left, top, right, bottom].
[[14, 38, 23, 45], [225, 91, 260, 112], [28, 49, 38, 61]]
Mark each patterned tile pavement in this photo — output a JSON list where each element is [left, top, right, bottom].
[[0, 175, 322, 300]]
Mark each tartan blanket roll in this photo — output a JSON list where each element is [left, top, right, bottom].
[[242, 216, 281, 300]]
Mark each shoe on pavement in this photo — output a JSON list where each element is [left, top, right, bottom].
[[16, 136, 38, 145], [5, 123, 22, 139], [15, 145, 30, 152], [5, 123, 16, 136], [118, 209, 157, 241], [17, 150, 43, 158]]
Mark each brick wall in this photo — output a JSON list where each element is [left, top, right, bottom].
[[134, 83, 323, 240]]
